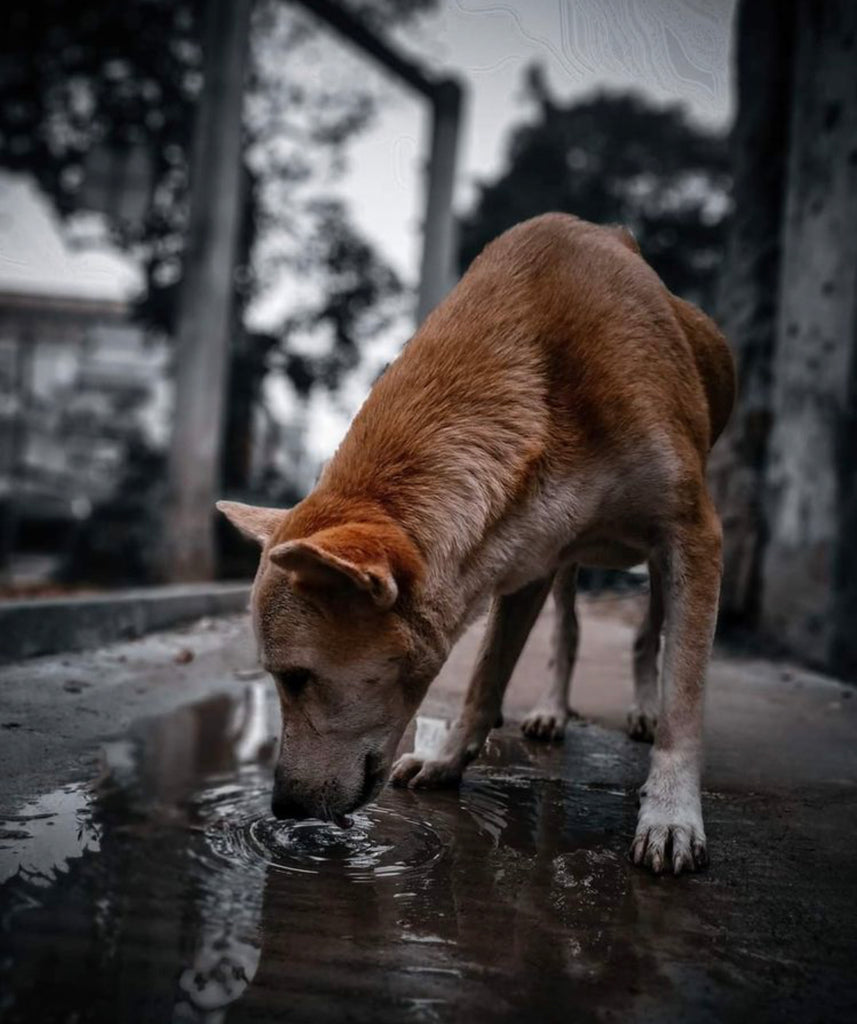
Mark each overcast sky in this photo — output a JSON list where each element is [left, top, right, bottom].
[[336, 0, 736, 283]]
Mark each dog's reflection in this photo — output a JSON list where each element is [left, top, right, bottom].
[[239, 727, 652, 1022]]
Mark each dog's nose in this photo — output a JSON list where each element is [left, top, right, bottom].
[[270, 792, 312, 821]]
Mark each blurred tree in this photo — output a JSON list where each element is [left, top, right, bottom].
[[60, 437, 166, 586], [0, 0, 431, 332], [0, 0, 433, 579], [2, 0, 201, 313], [459, 69, 731, 311], [223, 197, 406, 488], [274, 198, 404, 391]]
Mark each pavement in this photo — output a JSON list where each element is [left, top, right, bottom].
[[1, 594, 856, 1022]]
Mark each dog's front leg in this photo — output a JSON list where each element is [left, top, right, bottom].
[[631, 501, 722, 874], [392, 575, 554, 789]]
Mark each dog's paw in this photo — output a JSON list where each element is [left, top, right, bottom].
[[390, 753, 464, 789], [627, 705, 657, 743], [630, 757, 707, 875], [630, 818, 707, 875], [521, 706, 567, 741]]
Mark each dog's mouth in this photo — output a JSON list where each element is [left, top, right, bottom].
[[272, 751, 387, 828], [356, 750, 385, 809], [323, 755, 384, 829]]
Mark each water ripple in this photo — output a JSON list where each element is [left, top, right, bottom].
[[197, 777, 444, 883]]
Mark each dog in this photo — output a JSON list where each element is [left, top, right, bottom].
[[218, 212, 735, 875]]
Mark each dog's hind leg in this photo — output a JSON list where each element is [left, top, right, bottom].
[[627, 561, 664, 742], [630, 497, 721, 874], [391, 574, 554, 789], [521, 563, 578, 741]]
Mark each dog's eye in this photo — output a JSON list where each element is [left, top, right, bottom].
[[274, 668, 313, 697]]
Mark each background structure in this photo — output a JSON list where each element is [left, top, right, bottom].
[[1, 0, 855, 679], [711, 0, 857, 677]]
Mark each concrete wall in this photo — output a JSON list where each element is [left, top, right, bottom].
[[760, 1, 857, 672]]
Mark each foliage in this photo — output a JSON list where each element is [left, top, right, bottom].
[[0, 0, 432, 344], [273, 199, 404, 395], [2, 0, 201, 318], [59, 436, 166, 585], [459, 67, 731, 310], [1, 0, 434, 582]]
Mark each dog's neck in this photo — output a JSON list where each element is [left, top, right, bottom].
[[288, 322, 550, 644]]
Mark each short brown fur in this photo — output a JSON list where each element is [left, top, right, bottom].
[[219, 213, 734, 874]]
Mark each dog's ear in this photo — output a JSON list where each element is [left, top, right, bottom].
[[216, 501, 286, 545], [269, 533, 397, 610], [269, 521, 421, 610]]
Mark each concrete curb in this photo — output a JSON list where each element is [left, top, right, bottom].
[[0, 583, 250, 664]]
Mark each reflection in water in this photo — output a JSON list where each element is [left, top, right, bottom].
[[4, 685, 847, 1022], [0, 784, 99, 887], [0, 687, 645, 1022]]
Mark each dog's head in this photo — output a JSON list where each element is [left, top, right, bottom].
[[217, 500, 440, 823]]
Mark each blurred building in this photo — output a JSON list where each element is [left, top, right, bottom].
[[0, 289, 169, 583], [0, 175, 321, 586], [0, 176, 165, 585]]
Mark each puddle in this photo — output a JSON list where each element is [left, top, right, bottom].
[[0, 784, 99, 887], [212, 807, 443, 880], [1, 684, 855, 1022]]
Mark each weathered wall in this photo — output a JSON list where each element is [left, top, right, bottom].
[[760, 1, 857, 671], [709, 0, 795, 624]]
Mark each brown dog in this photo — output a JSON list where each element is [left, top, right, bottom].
[[218, 212, 734, 875]]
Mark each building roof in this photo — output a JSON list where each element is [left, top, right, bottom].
[[0, 174, 143, 305]]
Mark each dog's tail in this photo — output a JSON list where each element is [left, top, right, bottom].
[[669, 294, 736, 448]]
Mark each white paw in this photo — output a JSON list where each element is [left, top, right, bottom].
[[390, 753, 464, 789], [630, 753, 707, 875], [627, 705, 658, 743], [521, 706, 568, 741]]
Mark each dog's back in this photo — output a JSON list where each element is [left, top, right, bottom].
[[323, 213, 734, 530], [437, 212, 735, 462]]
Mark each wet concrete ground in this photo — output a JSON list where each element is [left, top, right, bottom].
[[1, 598, 856, 1022]]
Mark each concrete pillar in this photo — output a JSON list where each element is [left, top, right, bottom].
[[707, 0, 795, 625], [416, 79, 463, 325], [761, 0, 857, 672], [162, 0, 252, 582]]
